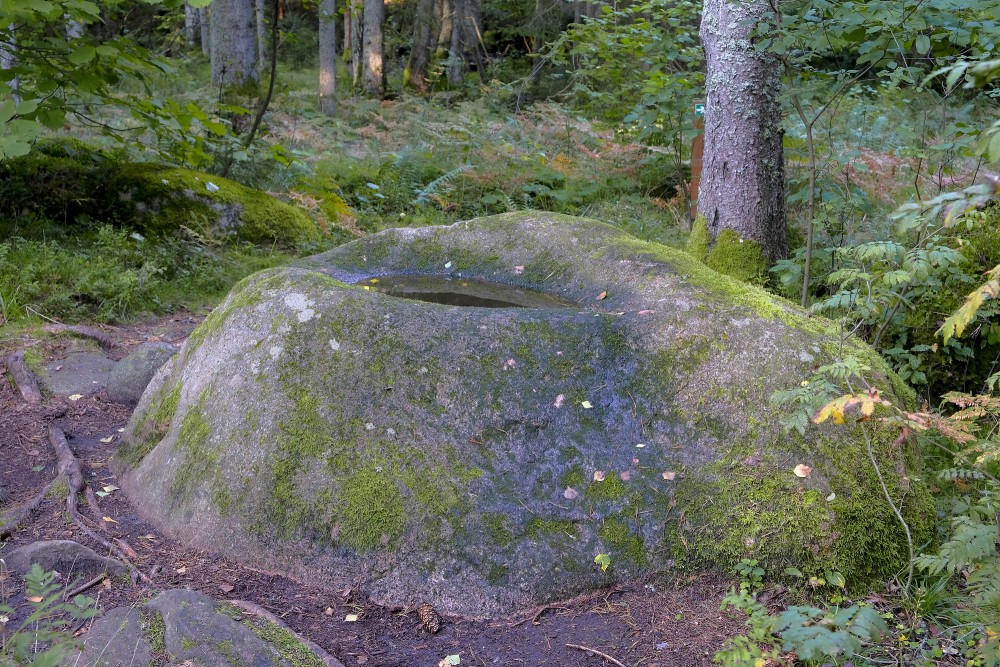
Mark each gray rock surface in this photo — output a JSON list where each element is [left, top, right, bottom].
[[42, 353, 116, 397], [116, 212, 932, 618], [74, 607, 151, 667], [147, 590, 286, 667], [2, 540, 127, 579], [107, 342, 178, 406]]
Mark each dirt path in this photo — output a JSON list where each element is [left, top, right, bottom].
[[0, 316, 743, 667]]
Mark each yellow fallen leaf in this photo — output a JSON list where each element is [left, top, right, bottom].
[[102, 516, 119, 524], [662, 471, 676, 481], [100, 436, 114, 443], [826, 492, 836, 501], [581, 400, 593, 409], [68, 394, 84, 401], [793, 464, 812, 478], [344, 614, 359, 622], [593, 470, 606, 482]]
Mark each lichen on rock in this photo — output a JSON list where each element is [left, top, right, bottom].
[[116, 211, 931, 618]]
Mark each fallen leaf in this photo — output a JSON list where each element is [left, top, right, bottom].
[[793, 464, 812, 478], [103, 485, 119, 493], [175, 567, 187, 574], [503, 358, 517, 370], [54, 365, 63, 371], [206, 181, 220, 192], [344, 614, 359, 622], [596, 291, 607, 301], [68, 394, 83, 401], [102, 516, 119, 524], [563, 487, 578, 500], [513, 265, 525, 275], [27, 596, 43, 603], [444, 261, 452, 269], [117, 428, 125, 432], [438, 656, 461, 667], [619, 471, 631, 481], [31, 465, 44, 472], [581, 400, 593, 409], [220, 583, 235, 593], [635, 443, 645, 448], [637, 310, 655, 315], [826, 492, 836, 502], [100, 436, 114, 443], [553, 394, 565, 408], [593, 470, 606, 482], [594, 554, 611, 572], [632, 457, 639, 465], [661, 471, 676, 481], [324, 607, 334, 616]]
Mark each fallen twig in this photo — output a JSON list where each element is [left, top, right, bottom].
[[565, 644, 627, 667], [4, 351, 42, 404], [41, 324, 119, 350], [64, 573, 107, 599]]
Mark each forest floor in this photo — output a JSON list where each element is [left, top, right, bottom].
[[0, 318, 745, 667]]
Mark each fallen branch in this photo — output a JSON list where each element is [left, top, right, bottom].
[[41, 324, 118, 350], [48, 427, 150, 584], [565, 644, 627, 667], [64, 573, 107, 600], [4, 351, 42, 404]]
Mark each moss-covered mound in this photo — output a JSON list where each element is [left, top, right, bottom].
[[116, 212, 931, 618], [0, 139, 320, 246]]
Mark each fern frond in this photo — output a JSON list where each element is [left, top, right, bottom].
[[415, 165, 472, 205]]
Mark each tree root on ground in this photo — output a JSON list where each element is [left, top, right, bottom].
[[4, 350, 43, 404], [41, 324, 119, 351]]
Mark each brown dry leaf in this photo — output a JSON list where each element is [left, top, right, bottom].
[[324, 607, 334, 616], [637, 310, 655, 315], [593, 470, 606, 482], [661, 471, 676, 481], [175, 567, 187, 574], [219, 583, 235, 593], [563, 486, 579, 500], [27, 596, 43, 603], [513, 265, 525, 275], [596, 291, 607, 301], [619, 471, 631, 481], [793, 464, 812, 478], [553, 394, 565, 408]]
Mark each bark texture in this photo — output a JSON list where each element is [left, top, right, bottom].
[[255, 0, 266, 71], [210, 0, 259, 88], [446, 0, 466, 84], [0, 24, 17, 101], [319, 0, 337, 115], [405, 0, 436, 91], [199, 8, 211, 56], [699, 0, 786, 261], [350, 0, 363, 88], [184, 3, 200, 48], [361, 0, 384, 97]]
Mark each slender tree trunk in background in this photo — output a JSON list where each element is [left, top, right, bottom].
[[65, 17, 83, 39], [446, 0, 465, 85], [699, 0, 786, 260], [405, 0, 436, 91], [350, 0, 363, 88], [466, 0, 485, 82], [319, 0, 337, 114], [199, 7, 211, 56], [184, 3, 200, 48], [211, 0, 259, 88], [361, 0, 384, 97], [255, 0, 266, 71], [343, 2, 352, 65]]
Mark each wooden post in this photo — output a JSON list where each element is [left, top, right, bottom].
[[690, 100, 705, 220]]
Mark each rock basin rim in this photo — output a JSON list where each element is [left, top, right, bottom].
[[353, 273, 580, 309]]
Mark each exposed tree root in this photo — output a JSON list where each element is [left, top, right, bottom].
[[4, 350, 43, 404], [0, 478, 58, 539], [41, 324, 119, 351]]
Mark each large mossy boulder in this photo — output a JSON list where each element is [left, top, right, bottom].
[[116, 212, 932, 618], [0, 139, 320, 246]]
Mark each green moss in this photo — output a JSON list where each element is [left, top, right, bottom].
[[171, 390, 219, 502], [482, 512, 515, 546], [525, 517, 579, 540], [560, 466, 587, 490], [337, 467, 406, 551], [705, 229, 769, 286], [233, 607, 327, 667], [586, 473, 627, 502], [686, 215, 710, 262], [486, 563, 509, 585], [214, 640, 238, 664], [141, 609, 167, 654], [180, 636, 198, 651], [47, 478, 68, 499], [117, 382, 182, 468], [599, 517, 646, 566]]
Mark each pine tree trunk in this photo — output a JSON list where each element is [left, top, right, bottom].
[[255, 0, 267, 71], [405, 0, 436, 91], [185, 3, 200, 48], [343, 2, 352, 64], [361, 0, 384, 97], [200, 8, 211, 56], [446, 0, 465, 85], [350, 0, 363, 88], [319, 0, 337, 114], [436, 0, 452, 58], [211, 0, 259, 88], [698, 0, 785, 260]]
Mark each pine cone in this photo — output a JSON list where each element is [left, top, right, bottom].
[[416, 603, 441, 634]]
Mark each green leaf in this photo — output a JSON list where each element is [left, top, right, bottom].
[[916, 34, 930, 54], [594, 553, 611, 571], [68, 46, 97, 65]]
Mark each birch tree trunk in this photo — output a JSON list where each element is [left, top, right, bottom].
[[361, 0, 384, 98], [184, 3, 200, 48], [404, 0, 436, 91], [350, 0, 363, 88], [200, 7, 211, 56], [319, 0, 337, 115], [211, 0, 259, 88], [698, 0, 786, 260]]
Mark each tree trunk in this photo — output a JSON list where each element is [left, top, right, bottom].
[[0, 24, 18, 103], [65, 17, 83, 39], [343, 1, 352, 64], [255, 0, 267, 71], [350, 0, 363, 88], [361, 0, 384, 97], [446, 0, 465, 85], [319, 0, 337, 114], [185, 3, 200, 48], [211, 0, 259, 88], [405, 0, 436, 91], [200, 7, 211, 56], [436, 0, 452, 58], [698, 0, 786, 260]]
